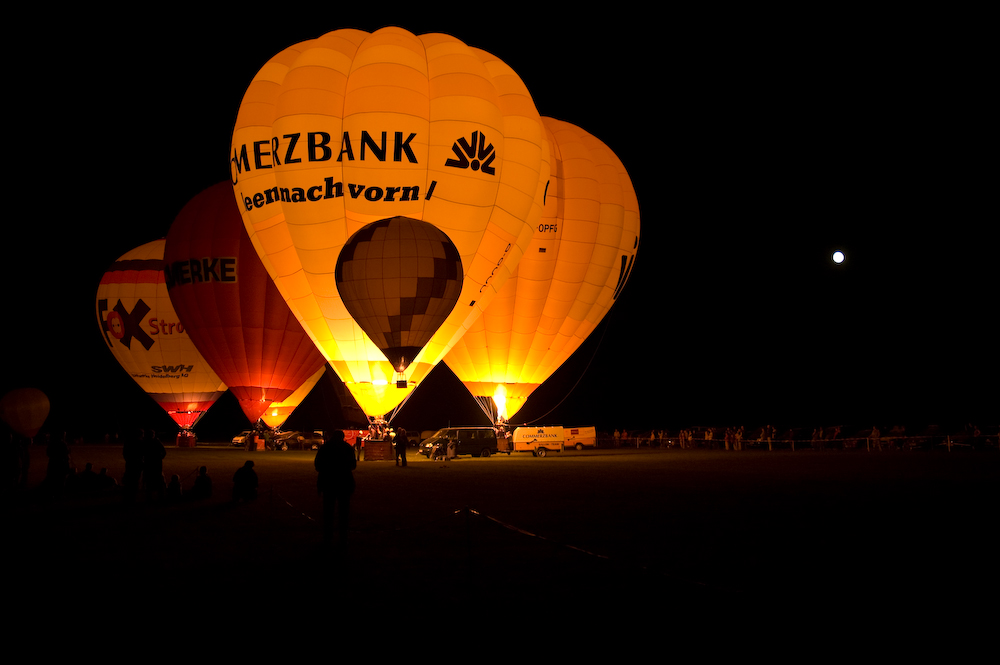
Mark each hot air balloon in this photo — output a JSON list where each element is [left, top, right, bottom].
[[163, 182, 328, 425], [231, 27, 549, 420], [259, 365, 327, 430], [0, 388, 50, 439], [444, 118, 640, 423], [96, 240, 227, 430]]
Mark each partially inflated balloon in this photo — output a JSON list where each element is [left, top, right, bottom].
[[444, 118, 640, 421], [0, 388, 50, 438], [96, 240, 227, 429], [164, 182, 327, 424], [231, 27, 548, 418]]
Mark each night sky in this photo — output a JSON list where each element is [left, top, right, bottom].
[[6, 8, 993, 440]]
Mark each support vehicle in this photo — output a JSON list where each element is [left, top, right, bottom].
[[418, 427, 499, 458], [512, 426, 597, 456], [512, 426, 565, 457]]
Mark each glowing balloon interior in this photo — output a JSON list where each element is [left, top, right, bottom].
[[231, 26, 548, 419], [96, 240, 227, 429]]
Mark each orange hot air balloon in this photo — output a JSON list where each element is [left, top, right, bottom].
[[231, 27, 549, 419], [259, 365, 326, 430], [163, 182, 328, 425], [444, 118, 640, 423], [0, 388, 50, 439], [96, 240, 227, 429]]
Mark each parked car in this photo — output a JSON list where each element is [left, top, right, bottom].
[[273, 430, 325, 450], [419, 427, 499, 458], [231, 430, 253, 447]]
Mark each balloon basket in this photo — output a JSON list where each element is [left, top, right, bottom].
[[176, 431, 197, 448], [363, 439, 394, 461]]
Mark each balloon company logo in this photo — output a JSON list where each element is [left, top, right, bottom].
[[164, 258, 237, 290], [232, 131, 420, 181], [231, 128, 495, 213], [233, 130, 435, 211], [131, 365, 195, 380], [150, 365, 194, 375], [97, 298, 186, 351], [445, 131, 496, 175], [613, 236, 639, 301]]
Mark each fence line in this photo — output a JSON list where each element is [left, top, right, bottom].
[[599, 433, 997, 452]]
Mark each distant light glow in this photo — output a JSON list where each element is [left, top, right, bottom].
[[832, 250, 845, 264]]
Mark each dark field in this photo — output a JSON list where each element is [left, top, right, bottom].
[[7, 444, 998, 620]]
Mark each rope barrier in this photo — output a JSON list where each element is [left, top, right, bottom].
[[606, 433, 996, 451], [266, 486, 738, 593], [464, 506, 740, 594]]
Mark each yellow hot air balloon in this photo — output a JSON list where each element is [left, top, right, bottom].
[[231, 27, 548, 420], [96, 240, 227, 430], [444, 117, 640, 423]]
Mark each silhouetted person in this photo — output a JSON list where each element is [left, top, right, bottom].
[[314, 430, 356, 543], [17, 434, 31, 488], [97, 467, 118, 494], [395, 428, 409, 467], [78, 462, 99, 496], [44, 432, 71, 493], [190, 466, 212, 500], [142, 430, 166, 502], [3, 433, 18, 491], [166, 474, 183, 502], [232, 461, 258, 502], [122, 428, 144, 505]]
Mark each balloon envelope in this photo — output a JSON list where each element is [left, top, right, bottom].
[[444, 118, 640, 421], [231, 27, 548, 418], [96, 240, 227, 429], [259, 365, 327, 430], [0, 388, 50, 438], [164, 182, 327, 424], [335, 216, 463, 371]]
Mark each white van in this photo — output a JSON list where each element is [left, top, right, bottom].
[[512, 426, 565, 457]]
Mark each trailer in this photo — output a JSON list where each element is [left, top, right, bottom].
[[512, 426, 564, 457]]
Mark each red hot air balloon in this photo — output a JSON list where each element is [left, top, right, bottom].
[[163, 182, 328, 424]]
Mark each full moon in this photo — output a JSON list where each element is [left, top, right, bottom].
[[832, 250, 845, 264]]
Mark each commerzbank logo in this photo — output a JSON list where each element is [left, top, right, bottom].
[[446, 131, 496, 175]]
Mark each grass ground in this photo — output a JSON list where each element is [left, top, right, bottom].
[[6, 444, 998, 626]]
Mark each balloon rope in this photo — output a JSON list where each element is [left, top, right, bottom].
[[525, 313, 613, 425], [386, 387, 419, 424], [473, 395, 497, 425]]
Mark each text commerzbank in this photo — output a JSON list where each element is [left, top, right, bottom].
[[232, 130, 438, 212]]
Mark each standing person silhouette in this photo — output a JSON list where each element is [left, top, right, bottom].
[[142, 430, 166, 502], [394, 428, 409, 467], [122, 429, 144, 505], [314, 430, 356, 544], [232, 461, 258, 502]]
